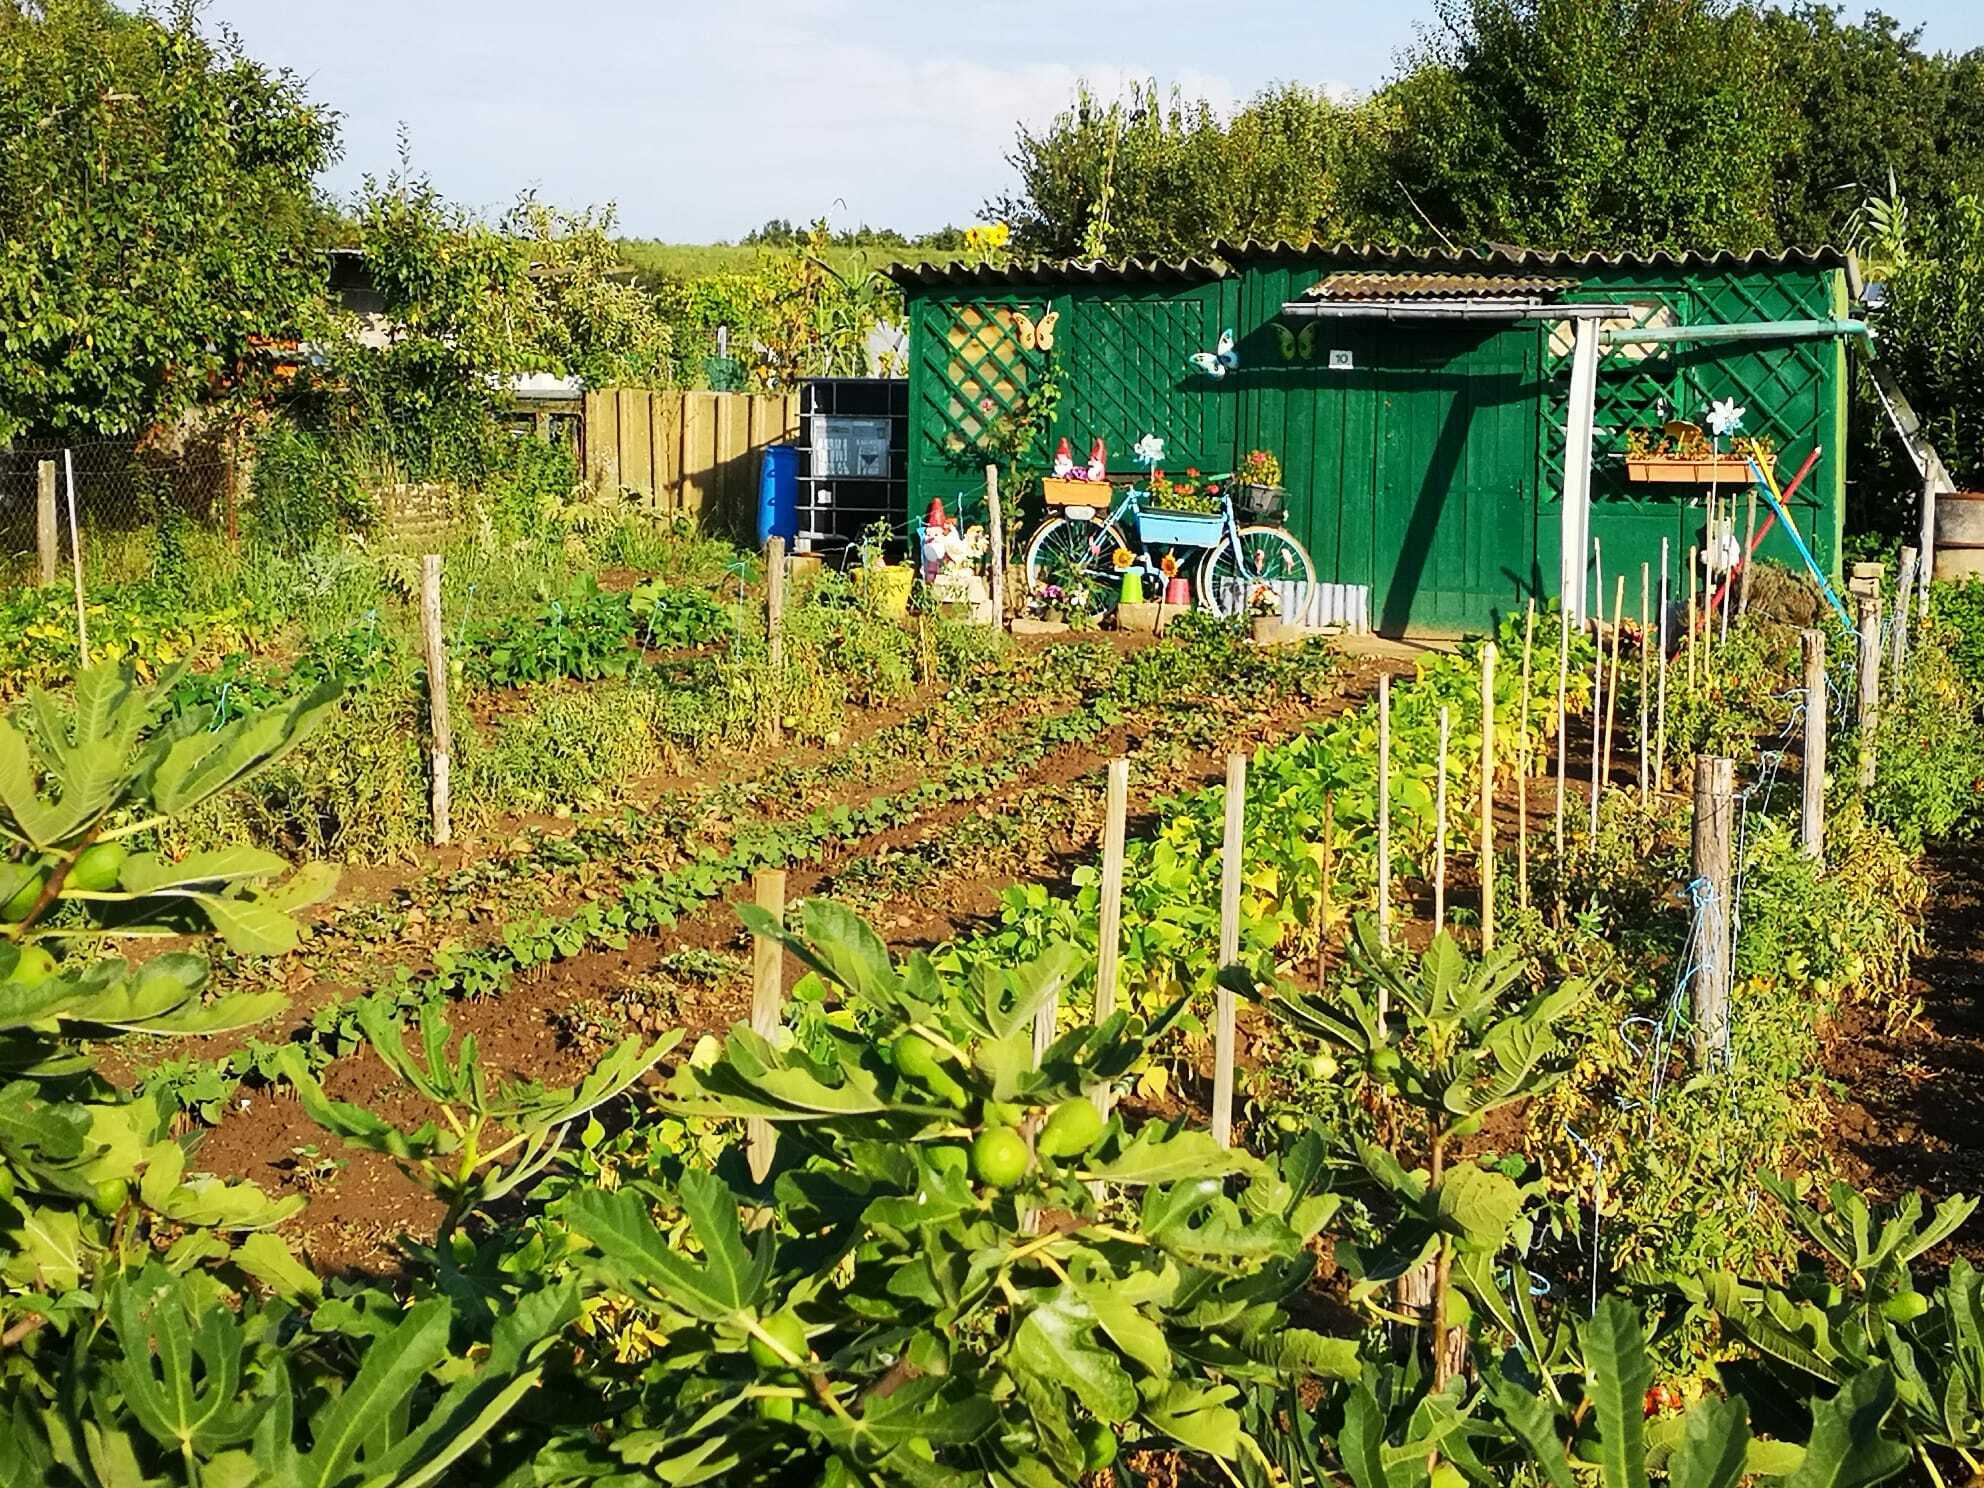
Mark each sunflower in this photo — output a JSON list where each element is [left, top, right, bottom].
[[1159, 552, 1180, 578], [1111, 547, 1136, 571]]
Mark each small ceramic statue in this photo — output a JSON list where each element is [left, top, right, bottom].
[[1051, 437, 1075, 479], [1085, 438, 1107, 483], [920, 498, 957, 581]]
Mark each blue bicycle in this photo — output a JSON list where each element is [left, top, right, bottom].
[[1022, 479, 1317, 620]]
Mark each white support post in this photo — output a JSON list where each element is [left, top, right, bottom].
[[1561, 317, 1601, 623]]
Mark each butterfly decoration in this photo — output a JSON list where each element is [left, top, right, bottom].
[[1189, 327, 1241, 379], [1011, 308, 1059, 352], [1271, 322, 1320, 362]]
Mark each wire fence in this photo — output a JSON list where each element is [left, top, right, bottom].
[[1, 435, 234, 581]]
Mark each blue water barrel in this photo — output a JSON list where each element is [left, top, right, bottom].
[[758, 445, 797, 545]]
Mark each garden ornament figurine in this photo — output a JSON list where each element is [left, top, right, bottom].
[[920, 498, 957, 580], [1085, 438, 1107, 482], [1052, 437, 1074, 478]]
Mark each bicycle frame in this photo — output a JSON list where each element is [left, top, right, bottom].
[[1063, 487, 1248, 588]]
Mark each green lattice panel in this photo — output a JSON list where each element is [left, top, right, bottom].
[[915, 300, 1048, 462], [1542, 291, 1692, 504], [1065, 297, 1226, 472]]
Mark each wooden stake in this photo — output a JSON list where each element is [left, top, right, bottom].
[[1801, 630, 1826, 860], [1687, 543, 1699, 693], [1857, 590, 1881, 791], [419, 554, 453, 846], [64, 450, 87, 667], [1553, 604, 1569, 860], [1317, 792, 1336, 982], [1377, 675, 1392, 950], [1434, 707, 1450, 937], [747, 870, 787, 1182], [1656, 538, 1670, 792], [1690, 755, 1735, 1069], [985, 463, 1006, 625], [1601, 574, 1626, 812], [1212, 752, 1246, 1148], [1587, 560, 1606, 843], [1739, 484, 1759, 617], [36, 459, 57, 587], [1638, 562, 1650, 803], [1892, 545, 1917, 688], [1517, 601, 1535, 912], [1479, 643, 1497, 952]]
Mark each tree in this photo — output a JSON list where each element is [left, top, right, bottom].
[[989, 82, 1362, 260], [1374, 0, 1795, 253], [0, 0, 338, 443]]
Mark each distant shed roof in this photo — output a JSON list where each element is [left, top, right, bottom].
[[1306, 271, 1577, 301], [884, 240, 1851, 289]]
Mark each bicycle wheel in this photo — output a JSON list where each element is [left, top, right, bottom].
[[1198, 525, 1318, 621], [1024, 514, 1126, 597]]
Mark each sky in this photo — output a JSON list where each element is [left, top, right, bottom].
[[202, 0, 1984, 243]]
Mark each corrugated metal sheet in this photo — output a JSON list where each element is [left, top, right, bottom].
[[885, 241, 1850, 289], [1305, 271, 1576, 301]]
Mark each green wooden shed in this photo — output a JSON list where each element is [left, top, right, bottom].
[[889, 244, 1858, 635]]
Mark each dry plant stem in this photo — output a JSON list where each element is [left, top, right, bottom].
[[1656, 537, 1671, 792], [1479, 642, 1496, 952], [1587, 540, 1605, 843]]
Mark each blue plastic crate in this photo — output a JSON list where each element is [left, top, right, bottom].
[[1137, 508, 1224, 548]]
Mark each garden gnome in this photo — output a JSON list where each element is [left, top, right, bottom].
[[1085, 438, 1107, 482], [1051, 437, 1074, 479], [921, 498, 956, 580]]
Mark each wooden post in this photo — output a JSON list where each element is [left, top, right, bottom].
[[1638, 563, 1650, 803], [766, 535, 786, 671], [1656, 537, 1670, 792], [747, 870, 787, 1182], [1801, 630, 1826, 860], [1433, 707, 1450, 937], [1690, 756, 1735, 1068], [64, 450, 88, 666], [1892, 545, 1917, 688], [1857, 590, 1881, 791], [1600, 574, 1626, 811], [1479, 642, 1497, 953], [1517, 602, 1535, 912], [419, 554, 453, 846], [223, 429, 241, 547], [1212, 752, 1245, 1148], [1554, 603, 1569, 860], [35, 459, 57, 587], [1316, 792, 1336, 985], [1920, 464, 1938, 621], [765, 535, 787, 744], [1377, 675, 1392, 950], [985, 464, 1006, 624]]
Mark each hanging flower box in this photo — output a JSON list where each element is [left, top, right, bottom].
[[1624, 454, 1758, 484], [1138, 508, 1225, 548]]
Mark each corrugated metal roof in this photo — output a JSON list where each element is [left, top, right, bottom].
[[884, 240, 1850, 288], [1306, 271, 1577, 301]]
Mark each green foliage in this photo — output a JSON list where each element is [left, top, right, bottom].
[[557, 898, 1354, 1484], [1865, 622, 1984, 849], [0, 0, 337, 442], [629, 580, 734, 649], [464, 580, 636, 688], [246, 422, 374, 552]]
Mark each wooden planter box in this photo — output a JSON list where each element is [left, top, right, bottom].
[[1624, 455, 1758, 484], [1041, 477, 1109, 507]]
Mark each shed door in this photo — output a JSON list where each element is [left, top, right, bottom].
[[1367, 325, 1541, 633]]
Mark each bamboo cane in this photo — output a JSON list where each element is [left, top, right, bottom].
[[1638, 562, 1650, 804], [1518, 600, 1536, 911], [1480, 642, 1497, 953], [1588, 541, 1605, 842], [1601, 574, 1626, 816], [1434, 706, 1450, 937], [1656, 537, 1671, 792]]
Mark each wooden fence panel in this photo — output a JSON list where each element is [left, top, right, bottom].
[[582, 388, 799, 537]]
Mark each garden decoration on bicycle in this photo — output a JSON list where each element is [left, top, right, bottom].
[[1022, 473, 1316, 621]]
